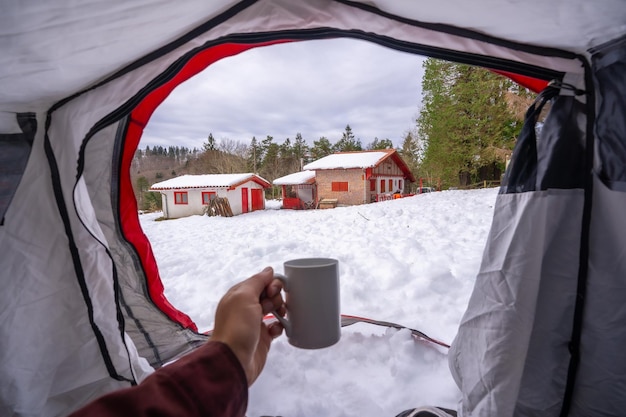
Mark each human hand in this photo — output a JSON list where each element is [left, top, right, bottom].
[[211, 267, 285, 386]]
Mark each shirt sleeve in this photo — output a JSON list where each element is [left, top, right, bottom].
[[69, 341, 248, 417]]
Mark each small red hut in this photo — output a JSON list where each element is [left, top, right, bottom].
[[273, 170, 317, 210]]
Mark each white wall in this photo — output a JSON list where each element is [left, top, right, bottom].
[[160, 181, 266, 218]]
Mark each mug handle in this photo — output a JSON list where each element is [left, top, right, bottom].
[[271, 273, 291, 337]]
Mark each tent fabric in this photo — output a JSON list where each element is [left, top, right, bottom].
[[450, 36, 626, 416], [0, 0, 624, 415]]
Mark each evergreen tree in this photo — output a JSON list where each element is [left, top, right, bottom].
[[292, 133, 309, 168], [333, 124, 362, 152], [399, 130, 421, 179], [247, 136, 263, 173], [280, 138, 293, 159], [367, 137, 394, 150], [259, 135, 282, 195], [203, 133, 217, 152], [279, 138, 299, 174], [417, 58, 525, 187], [310, 136, 333, 160]]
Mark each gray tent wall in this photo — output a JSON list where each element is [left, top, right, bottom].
[[0, 0, 624, 416], [450, 36, 626, 417]]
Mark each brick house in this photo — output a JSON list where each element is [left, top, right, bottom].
[[302, 149, 416, 207]]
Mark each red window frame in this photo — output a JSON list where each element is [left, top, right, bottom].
[[174, 191, 188, 205], [331, 181, 349, 192], [388, 179, 393, 191], [380, 179, 385, 193], [202, 191, 216, 205]]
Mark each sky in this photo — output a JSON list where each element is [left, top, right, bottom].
[[139, 187, 499, 416], [142, 38, 426, 151]]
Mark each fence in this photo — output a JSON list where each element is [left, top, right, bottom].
[[457, 180, 501, 190]]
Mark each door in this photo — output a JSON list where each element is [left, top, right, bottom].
[[241, 187, 249, 213], [251, 188, 264, 211]]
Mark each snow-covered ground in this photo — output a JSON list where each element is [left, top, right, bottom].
[[139, 187, 499, 416]]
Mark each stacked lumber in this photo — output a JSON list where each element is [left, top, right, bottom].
[[204, 197, 234, 217]]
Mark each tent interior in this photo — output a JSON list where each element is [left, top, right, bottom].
[[1, 1, 625, 415]]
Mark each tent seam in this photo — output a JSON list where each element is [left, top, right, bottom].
[[43, 112, 134, 385], [558, 55, 595, 417], [335, 0, 580, 60]]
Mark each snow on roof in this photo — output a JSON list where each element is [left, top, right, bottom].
[[150, 173, 268, 190], [273, 170, 316, 185], [303, 150, 392, 170]]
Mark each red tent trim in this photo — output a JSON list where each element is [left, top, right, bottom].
[[120, 40, 293, 331], [492, 69, 550, 93]]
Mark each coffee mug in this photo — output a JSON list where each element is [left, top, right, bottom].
[[272, 258, 341, 349]]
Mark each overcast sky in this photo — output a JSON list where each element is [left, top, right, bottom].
[[142, 38, 426, 151]]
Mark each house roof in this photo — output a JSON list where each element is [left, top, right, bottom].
[[150, 173, 271, 190], [303, 149, 416, 182], [303, 150, 392, 170], [273, 170, 316, 185]]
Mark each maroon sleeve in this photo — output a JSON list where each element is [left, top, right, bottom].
[[70, 341, 248, 417]]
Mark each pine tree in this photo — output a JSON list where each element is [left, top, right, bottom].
[[247, 136, 262, 173], [203, 133, 217, 152], [259, 136, 282, 189], [417, 58, 526, 187], [333, 124, 362, 152], [367, 137, 393, 150], [399, 130, 420, 181], [292, 133, 309, 167], [310, 136, 333, 160]]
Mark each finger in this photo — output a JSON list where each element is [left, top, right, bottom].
[[265, 278, 283, 298], [261, 292, 284, 315], [245, 267, 275, 298], [267, 321, 284, 339], [261, 298, 275, 315], [276, 304, 287, 317]]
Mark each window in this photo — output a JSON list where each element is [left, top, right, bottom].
[[399, 180, 403, 191], [388, 179, 393, 191], [331, 181, 349, 192], [202, 191, 216, 204], [380, 179, 385, 193], [174, 191, 188, 204]]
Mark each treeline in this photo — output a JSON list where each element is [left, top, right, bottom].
[[192, 126, 420, 199], [244, 126, 403, 184], [136, 145, 199, 158], [132, 125, 421, 210], [134, 58, 537, 210]]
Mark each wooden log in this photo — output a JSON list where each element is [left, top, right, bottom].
[[205, 197, 234, 217]]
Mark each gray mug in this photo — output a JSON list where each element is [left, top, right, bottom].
[[273, 258, 341, 349]]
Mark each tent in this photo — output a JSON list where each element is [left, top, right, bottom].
[[1, 1, 624, 415]]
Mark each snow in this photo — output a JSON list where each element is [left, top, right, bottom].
[[139, 187, 499, 416], [273, 170, 316, 185], [303, 151, 392, 170], [150, 173, 269, 189]]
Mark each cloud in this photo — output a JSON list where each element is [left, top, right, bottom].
[[143, 38, 425, 150]]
